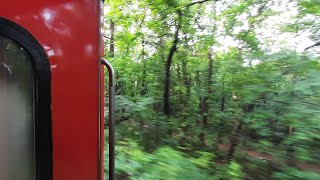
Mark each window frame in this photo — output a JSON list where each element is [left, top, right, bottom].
[[0, 17, 53, 180]]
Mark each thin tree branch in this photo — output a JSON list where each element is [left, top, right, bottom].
[[304, 42, 320, 51], [184, 0, 215, 8], [104, 35, 111, 40], [241, 3, 268, 39]]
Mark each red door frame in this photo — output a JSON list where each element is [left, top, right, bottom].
[[0, 0, 104, 179]]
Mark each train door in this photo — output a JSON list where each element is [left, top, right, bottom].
[[0, 0, 110, 179]]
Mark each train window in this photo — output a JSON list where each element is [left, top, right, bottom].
[[0, 35, 35, 179]]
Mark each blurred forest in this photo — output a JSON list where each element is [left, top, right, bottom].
[[103, 0, 320, 179]]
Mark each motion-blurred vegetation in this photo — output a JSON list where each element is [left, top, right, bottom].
[[104, 0, 320, 179]]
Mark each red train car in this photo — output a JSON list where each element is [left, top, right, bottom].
[[0, 0, 114, 179]]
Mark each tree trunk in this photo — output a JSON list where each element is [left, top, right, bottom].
[[177, 63, 183, 105], [140, 38, 147, 96], [227, 104, 254, 160], [109, 21, 115, 57], [141, 62, 147, 96], [220, 79, 225, 111], [199, 51, 214, 146], [182, 58, 191, 99], [216, 75, 225, 144], [227, 120, 243, 160], [163, 10, 182, 116]]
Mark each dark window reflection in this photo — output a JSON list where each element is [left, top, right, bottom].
[[0, 35, 35, 180]]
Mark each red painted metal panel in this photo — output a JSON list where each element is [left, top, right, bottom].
[[99, 1, 105, 180], [0, 1, 102, 179]]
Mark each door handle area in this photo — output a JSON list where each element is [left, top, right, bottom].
[[101, 59, 115, 180]]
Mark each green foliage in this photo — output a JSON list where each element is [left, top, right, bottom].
[[190, 151, 215, 170], [300, 0, 320, 16], [138, 147, 209, 180], [227, 161, 244, 180], [274, 168, 320, 180], [105, 139, 212, 180], [104, 0, 320, 179]]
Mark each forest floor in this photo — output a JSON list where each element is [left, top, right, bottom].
[[218, 144, 320, 172]]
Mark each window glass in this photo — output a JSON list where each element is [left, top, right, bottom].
[[0, 35, 35, 180]]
